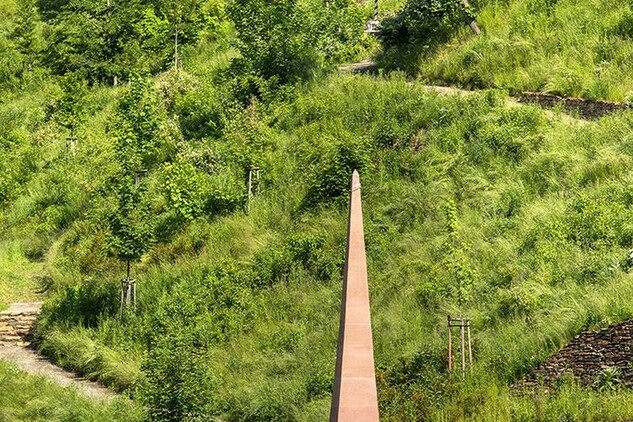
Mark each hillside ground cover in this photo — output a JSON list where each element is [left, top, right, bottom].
[[0, 360, 143, 422], [4, 0, 633, 421], [379, 0, 633, 102], [0, 242, 43, 309], [18, 71, 633, 421]]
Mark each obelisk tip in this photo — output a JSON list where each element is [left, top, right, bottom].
[[351, 170, 361, 191]]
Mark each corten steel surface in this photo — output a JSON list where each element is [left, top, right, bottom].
[[330, 171, 380, 422]]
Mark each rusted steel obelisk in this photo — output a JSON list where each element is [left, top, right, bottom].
[[330, 170, 380, 422]]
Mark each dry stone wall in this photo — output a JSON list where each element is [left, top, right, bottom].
[[0, 306, 40, 346], [520, 319, 633, 389], [518, 92, 632, 120]]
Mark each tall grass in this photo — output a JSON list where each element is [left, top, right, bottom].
[[0, 241, 44, 308], [385, 0, 633, 101], [0, 360, 143, 421], [27, 73, 633, 420], [3, 19, 633, 418]]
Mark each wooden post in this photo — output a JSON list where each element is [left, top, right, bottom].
[[133, 280, 137, 312], [120, 280, 125, 315], [66, 137, 77, 156], [247, 168, 253, 214], [461, 0, 481, 35], [460, 317, 466, 379], [448, 315, 453, 371], [135, 169, 148, 187], [467, 319, 473, 372], [256, 168, 261, 194]]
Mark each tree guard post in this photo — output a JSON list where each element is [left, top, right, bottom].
[[135, 169, 148, 187], [448, 315, 453, 371], [447, 315, 474, 378], [329, 170, 379, 422], [65, 136, 77, 157], [120, 260, 137, 314], [460, 316, 466, 378], [246, 167, 261, 214], [461, 0, 481, 35]]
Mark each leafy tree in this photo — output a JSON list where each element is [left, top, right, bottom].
[[51, 75, 86, 138], [112, 76, 163, 172], [10, 0, 41, 67], [379, 0, 468, 50], [106, 76, 161, 271], [444, 199, 476, 311], [162, 159, 203, 221], [228, 0, 364, 100], [229, 0, 318, 90], [41, 0, 213, 82], [107, 180, 153, 265], [43, 0, 119, 81], [155, 0, 208, 69]]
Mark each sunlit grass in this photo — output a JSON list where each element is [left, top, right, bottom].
[[0, 360, 143, 421]]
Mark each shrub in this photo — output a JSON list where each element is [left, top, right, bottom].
[[593, 367, 622, 392], [44, 278, 119, 327], [378, 0, 471, 72], [162, 159, 204, 221], [228, 0, 365, 101], [142, 331, 215, 422], [303, 137, 372, 208]]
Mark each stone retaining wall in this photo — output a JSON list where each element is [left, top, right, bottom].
[[520, 319, 633, 389], [518, 92, 632, 120], [0, 309, 39, 346]]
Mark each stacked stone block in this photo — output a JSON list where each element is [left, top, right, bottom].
[[520, 320, 633, 389], [518, 92, 632, 120], [0, 308, 39, 346]]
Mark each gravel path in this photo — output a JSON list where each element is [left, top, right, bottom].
[[0, 346, 116, 401], [0, 301, 116, 401], [4, 302, 43, 314]]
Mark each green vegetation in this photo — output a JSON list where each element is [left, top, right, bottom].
[[0, 242, 42, 308], [0, 360, 143, 421], [380, 0, 633, 101], [3, 0, 633, 421]]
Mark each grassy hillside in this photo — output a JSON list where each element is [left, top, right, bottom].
[[0, 361, 142, 421], [382, 0, 633, 101], [3, 0, 633, 421], [21, 73, 633, 421]]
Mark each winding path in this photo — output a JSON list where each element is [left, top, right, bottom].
[[0, 302, 116, 401]]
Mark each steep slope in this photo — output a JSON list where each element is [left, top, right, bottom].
[[5, 0, 633, 421], [384, 0, 633, 102]]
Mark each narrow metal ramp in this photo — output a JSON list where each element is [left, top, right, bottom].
[[330, 171, 380, 422]]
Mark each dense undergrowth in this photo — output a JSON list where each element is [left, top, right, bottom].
[[3, 0, 633, 421], [380, 0, 633, 101]]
